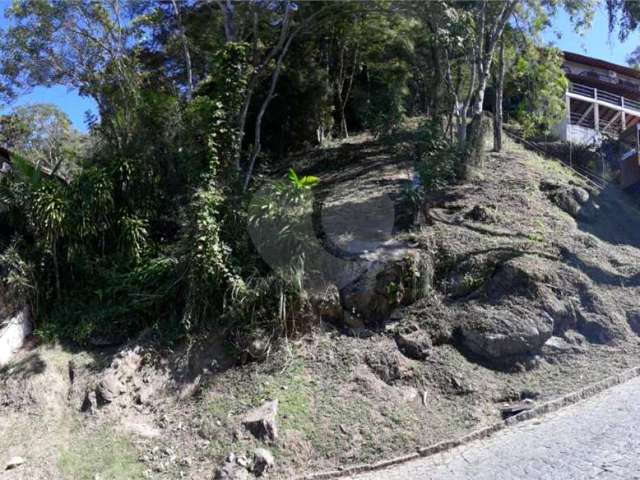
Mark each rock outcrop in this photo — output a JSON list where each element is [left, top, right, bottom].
[[340, 242, 432, 326], [459, 306, 553, 361]]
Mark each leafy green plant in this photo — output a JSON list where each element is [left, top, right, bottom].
[[287, 169, 319, 190], [414, 120, 459, 190]]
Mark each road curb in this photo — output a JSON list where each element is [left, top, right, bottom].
[[296, 365, 640, 479]]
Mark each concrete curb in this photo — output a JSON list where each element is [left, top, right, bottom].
[[295, 365, 640, 479]]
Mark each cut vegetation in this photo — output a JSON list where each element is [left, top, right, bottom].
[[4, 127, 640, 479]]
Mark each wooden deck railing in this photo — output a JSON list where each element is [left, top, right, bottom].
[[569, 82, 640, 114]]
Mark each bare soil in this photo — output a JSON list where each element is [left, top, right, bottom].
[[3, 126, 640, 479]]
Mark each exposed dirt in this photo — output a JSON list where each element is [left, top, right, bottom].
[[4, 127, 640, 479]]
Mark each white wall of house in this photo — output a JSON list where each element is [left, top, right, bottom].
[[554, 119, 602, 145]]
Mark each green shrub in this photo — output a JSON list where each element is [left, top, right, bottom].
[[414, 120, 458, 191]]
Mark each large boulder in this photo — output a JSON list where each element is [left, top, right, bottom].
[[545, 182, 598, 221], [575, 286, 626, 344], [459, 306, 553, 361], [340, 244, 432, 326], [484, 255, 555, 301], [0, 308, 32, 367]]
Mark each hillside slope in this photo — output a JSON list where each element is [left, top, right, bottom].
[[3, 129, 640, 479]]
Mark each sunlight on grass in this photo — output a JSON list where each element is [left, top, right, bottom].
[[59, 428, 144, 480]]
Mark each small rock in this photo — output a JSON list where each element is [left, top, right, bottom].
[[97, 371, 123, 404], [81, 390, 98, 414], [539, 178, 562, 191], [236, 455, 249, 469], [5, 456, 26, 470], [500, 398, 536, 418], [465, 205, 493, 222], [241, 400, 278, 442], [309, 285, 344, 323], [572, 187, 590, 204], [213, 461, 250, 480], [542, 336, 584, 355], [253, 448, 275, 477], [247, 338, 269, 361], [450, 376, 474, 395], [395, 329, 432, 360]]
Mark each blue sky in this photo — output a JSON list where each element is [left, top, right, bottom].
[[0, 1, 639, 133], [0, 0, 96, 132], [542, 3, 640, 66]]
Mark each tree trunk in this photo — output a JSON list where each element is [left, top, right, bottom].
[[171, 0, 194, 98], [339, 106, 348, 138], [243, 32, 296, 192], [493, 37, 505, 152]]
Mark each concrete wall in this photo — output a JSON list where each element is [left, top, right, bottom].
[[554, 121, 602, 146]]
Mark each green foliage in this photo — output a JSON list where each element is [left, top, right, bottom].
[[0, 104, 87, 177], [179, 43, 251, 333], [414, 121, 459, 191], [0, 243, 36, 312], [0, 0, 599, 353], [506, 47, 568, 138], [287, 169, 319, 190]]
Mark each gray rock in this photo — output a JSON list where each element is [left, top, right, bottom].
[[574, 288, 624, 344], [96, 371, 123, 404], [242, 400, 278, 442], [5, 456, 25, 470], [549, 188, 581, 217], [309, 284, 343, 323], [253, 448, 275, 477], [246, 338, 270, 362], [549, 186, 596, 220], [542, 336, 584, 355], [395, 329, 432, 360], [485, 255, 554, 301], [572, 187, 590, 204], [213, 461, 250, 480], [460, 307, 553, 361], [539, 178, 563, 191], [340, 244, 431, 325], [465, 205, 493, 222]]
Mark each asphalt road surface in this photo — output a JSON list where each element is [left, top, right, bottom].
[[348, 375, 640, 480]]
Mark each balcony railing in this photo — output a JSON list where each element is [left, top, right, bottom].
[[569, 82, 640, 114]]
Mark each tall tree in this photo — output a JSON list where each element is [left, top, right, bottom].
[[0, 104, 86, 177], [0, 0, 144, 151]]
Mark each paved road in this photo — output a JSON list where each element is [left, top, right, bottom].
[[349, 376, 640, 480]]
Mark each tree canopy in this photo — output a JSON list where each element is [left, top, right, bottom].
[[0, 0, 596, 345]]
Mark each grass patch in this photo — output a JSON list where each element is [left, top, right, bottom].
[[59, 427, 144, 480], [507, 137, 582, 183]]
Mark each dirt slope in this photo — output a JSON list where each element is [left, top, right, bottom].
[[3, 128, 640, 479]]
